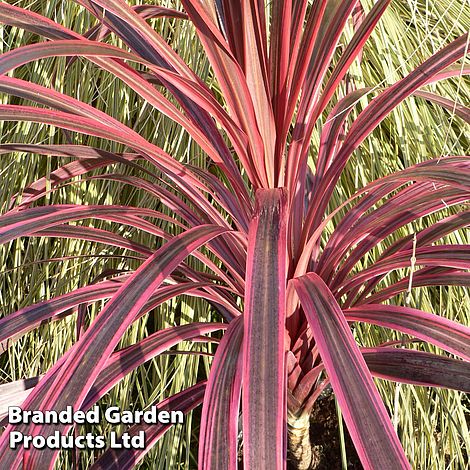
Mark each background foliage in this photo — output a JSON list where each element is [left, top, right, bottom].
[[0, 0, 468, 468]]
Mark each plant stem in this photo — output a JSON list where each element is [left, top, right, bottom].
[[287, 413, 319, 470]]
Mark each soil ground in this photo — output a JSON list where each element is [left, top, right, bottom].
[[303, 389, 362, 470]]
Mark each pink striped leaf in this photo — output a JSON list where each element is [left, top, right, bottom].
[[0, 105, 233, 229], [82, 5, 187, 43], [24, 173, 197, 227], [285, 0, 327, 130], [289, 0, 357, 137], [345, 305, 470, 361], [351, 211, 470, 305], [87, 173, 201, 223], [0, 294, 217, 464], [331, 189, 469, 289], [89, 382, 207, 470], [316, 88, 372, 179], [427, 64, 470, 84], [0, 73, 243, 189], [0, 279, 122, 351], [0, 52, 229, 198], [300, 88, 372, 248], [0, 40, 249, 223], [0, 75, 133, 133], [34, 226, 152, 256], [0, 323, 220, 424], [339, 245, 470, 294], [199, 316, 243, 470], [293, 273, 410, 469], [216, 1, 244, 66], [77, 0, 197, 77], [240, 0, 276, 186], [82, 323, 225, 412], [269, 0, 292, 141], [285, 0, 362, 247], [78, 0, 239, 174], [0, 147, 150, 209], [189, 166, 251, 233], [180, 0, 267, 188], [292, 364, 324, 409], [317, 156, 469, 269], [0, 278, 218, 351], [0, 2, 81, 40], [0, 14, 242, 181], [0, 225, 228, 469], [319, 164, 470, 280], [329, 184, 467, 273], [406, 210, 470, 249], [362, 348, 470, 392], [364, 268, 470, 305], [413, 90, 470, 123], [77, 1, 249, 194], [315, 0, 392, 122], [0, 143, 139, 160], [18, 210, 244, 293], [308, 34, 469, 234], [325, 33, 469, 184], [0, 204, 178, 246], [0, 46, 237, 174], [242, 188, 288, 470]]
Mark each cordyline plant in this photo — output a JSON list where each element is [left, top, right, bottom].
[[0, 0, 469, 469]]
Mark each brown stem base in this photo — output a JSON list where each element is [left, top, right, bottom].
[[287, 391, 362, 470], [287, 413, 320, 470]]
